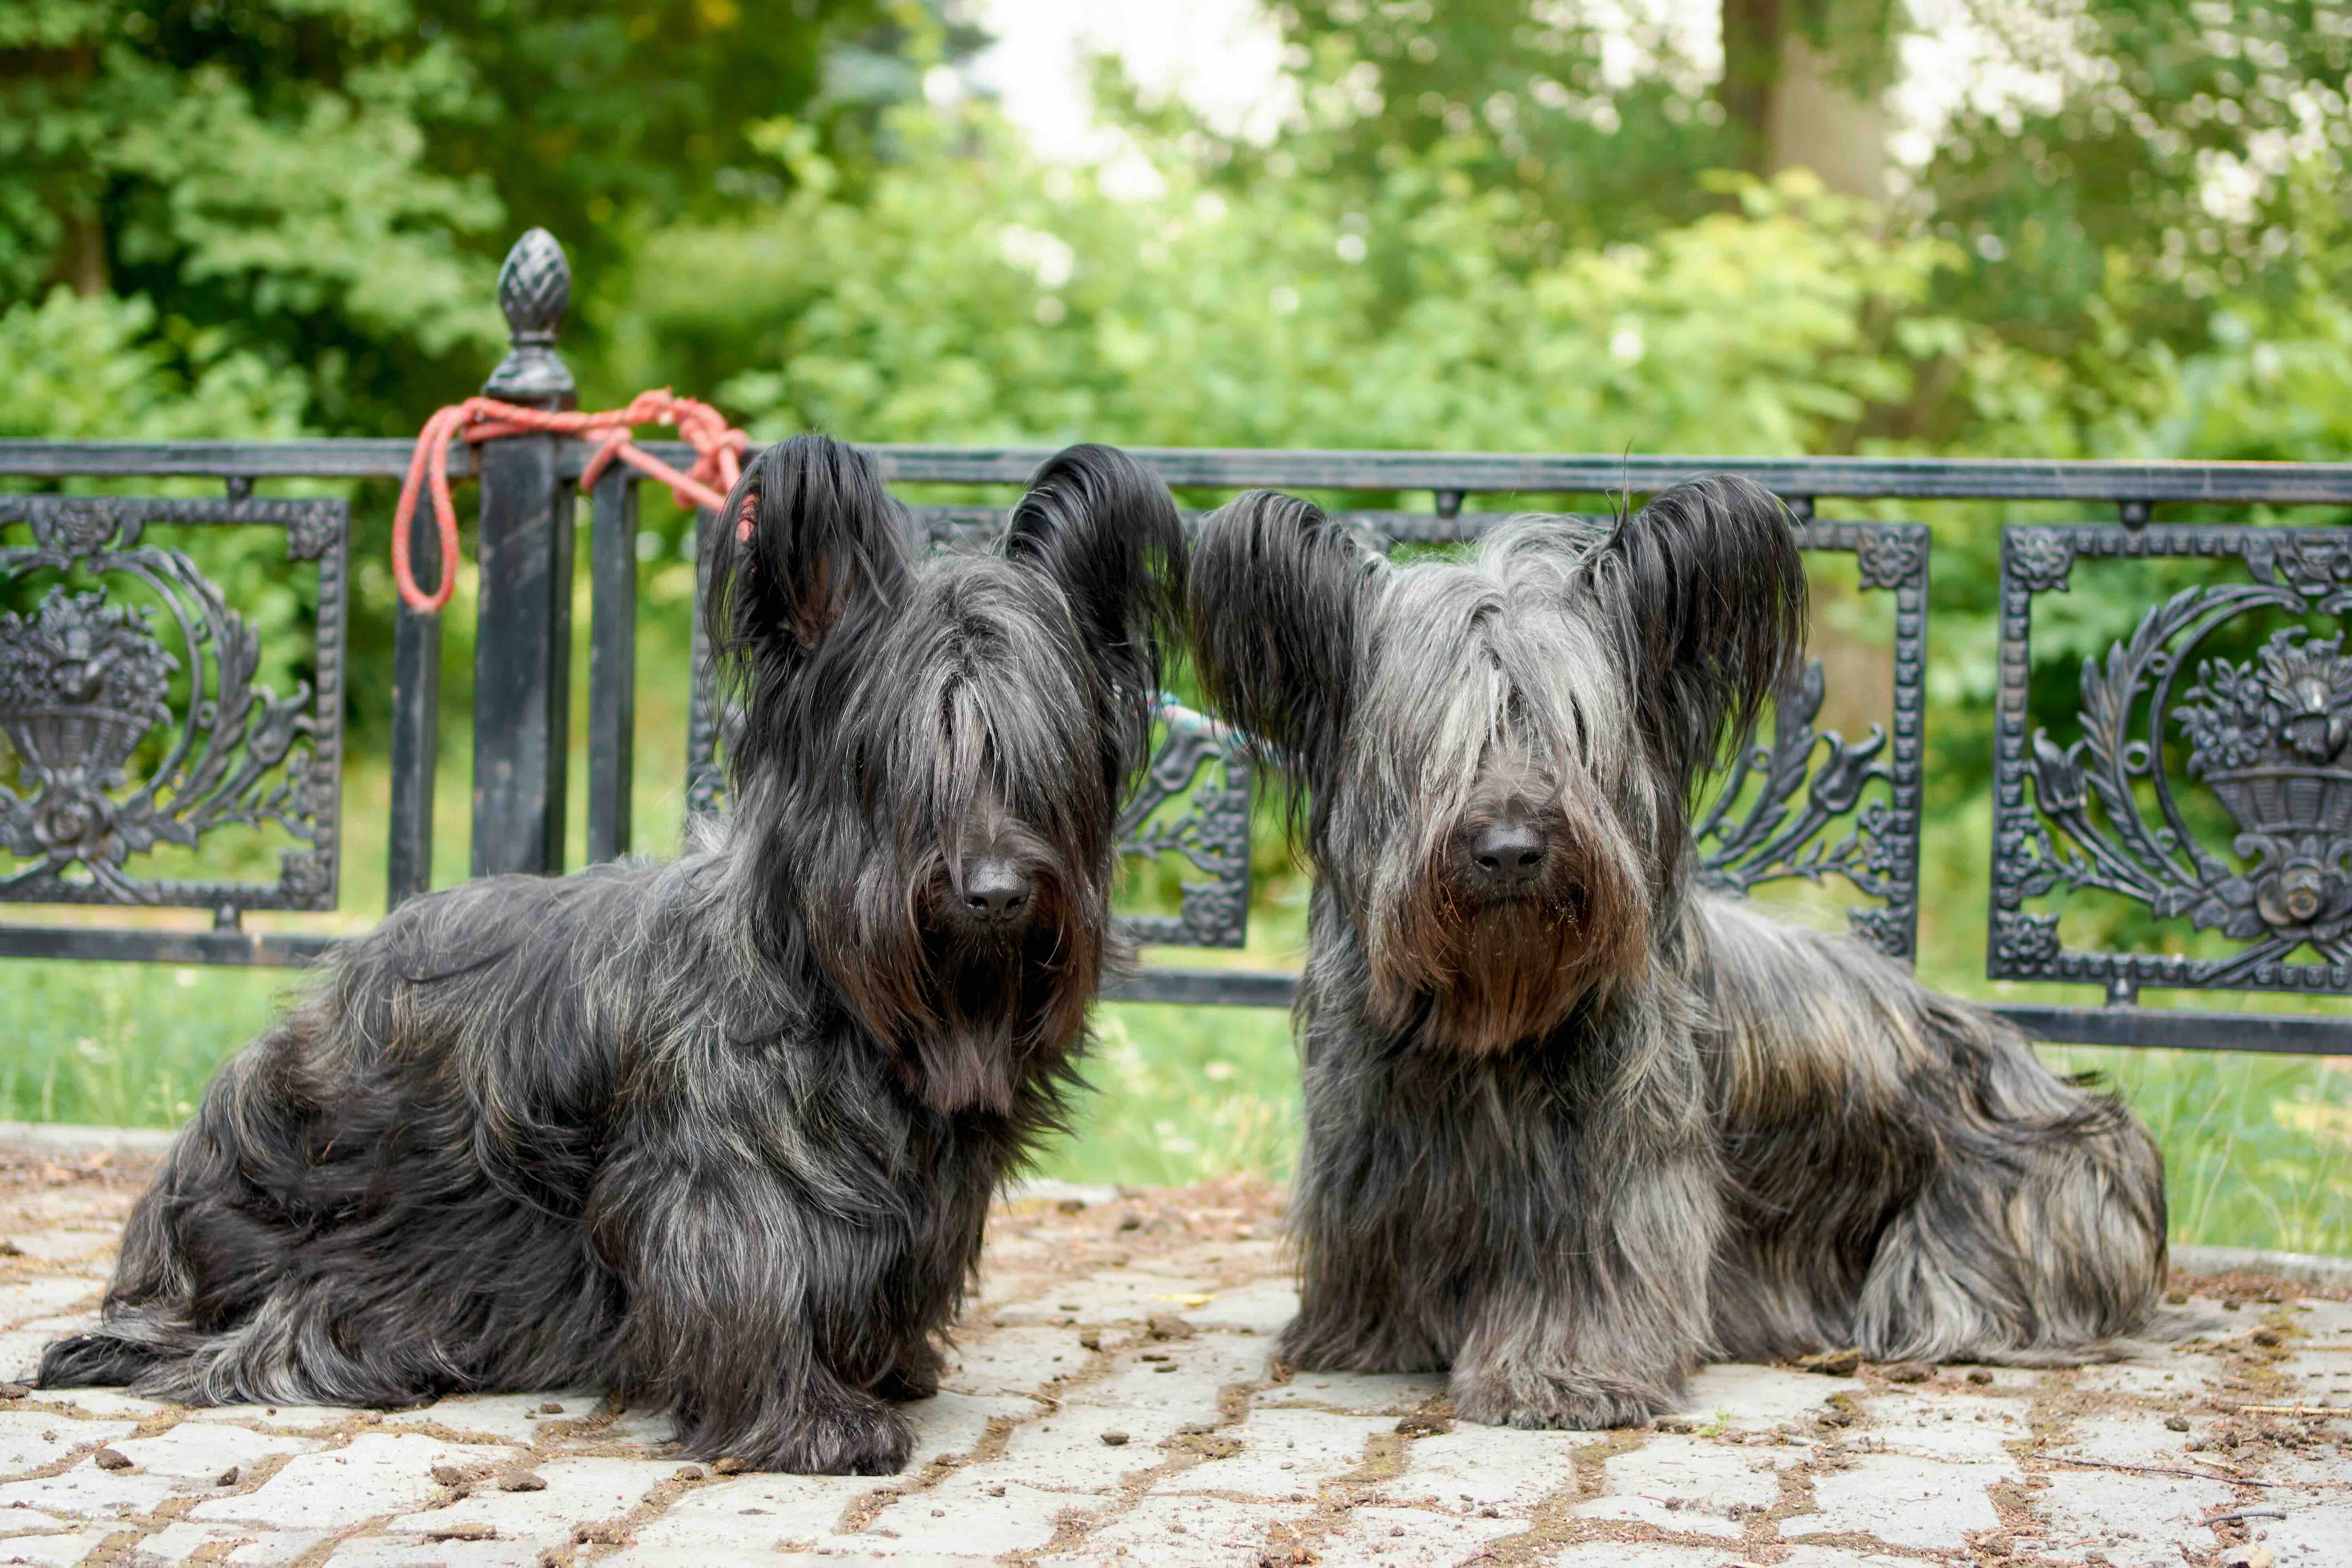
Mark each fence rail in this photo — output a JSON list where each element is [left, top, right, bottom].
[[4, 230, 2349, 1053]]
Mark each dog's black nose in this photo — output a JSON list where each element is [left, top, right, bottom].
[[961, 859, 1033, 922], [1467, 821, 1547, 891]]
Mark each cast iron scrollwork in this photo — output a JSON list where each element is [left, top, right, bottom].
[[0, 494, 347, 913], [1693, 520, 1929, 960], [1116, 698, 1252, 949], [1994, 524, 2352, 993]]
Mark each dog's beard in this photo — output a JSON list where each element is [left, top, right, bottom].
[[901, 908, 1095, 1115], [820, 861, 1098, 1116], [1363, 825, 1651, 1055]]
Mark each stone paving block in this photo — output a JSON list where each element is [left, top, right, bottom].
[[1792, 1453, 2006, 1550], [1037, 1492, 1309, 1567], [985, 1409, 1168, 1494], [323, 1533, 564, 1568], [2265, 1448, 2352, 1490], [974, 1267, 1050, 1313], [0, 1337, 51, 1383], [111, 1420, 320, 1479], [0, 1451, 185, 1520], [850, 1471, 1112, 1555], [597, 1545, 804, 1568], [579, 1402, 681, 1447], [381, 1390, 600, 1446], [1258, 1371, 1448, 1415], [1942, 1366, 2044, 1393], [0, 1527, 118, 1567], [2280, 1361, 2352, 1410], [389, 1454, 670, 1540], [27, 1388, 171, 1421], [615, 1469, 879, 1553], [2267, 1493, 2352, 1568], [0, 1281, 101, 1327], [2049, 1412, 2196, 1469], [1315, 1504, 1520, 1568], [1062, 1335, 1268, 1420], [615, 1551, 993, 1568], [191, 1433, 523, 1530], [942, 1326, 1088, 1397], [1168, 1408, 1390, 1501], [991, 1272, 1222, 1327], [0, 1232, 116, 1266], [2072, 1358, 2210, 1398], [1120, 1251, 1250, 1281], [121, 1520, 332, 1565], [1681, 1362, 1859, 1433], [1859, 1389, 2026, 1462], [182, 1403, 362, 1435], [1176, 1283, 1296, 1336], [903, 1392, 1032, 1469], [1374, 1424, 1581, 1516], [2297, 1300, 2352, 1338], [1541, 1546, 1744, 1568], [1575, 1433, 1790, 1539], [2028, 1468, 2234, 1568], [0, 1409, 135, 1472]]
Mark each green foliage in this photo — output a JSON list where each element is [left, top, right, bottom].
[[1924, 1, 2351, 357], [1035, 1008, 1299, 1186], [0, 0, 949, 432], [619, 112, 1980, 463], [0, 286, 309, 440]]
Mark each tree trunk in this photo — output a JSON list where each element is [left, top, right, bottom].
[[1768, 33, 1889, 198], [1717, 0, 1889, 199], [1718, 0, 1783, 174], [58, 208, 109, 298]]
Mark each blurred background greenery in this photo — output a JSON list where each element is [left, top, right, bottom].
[[2, 0, 2348, 1248]]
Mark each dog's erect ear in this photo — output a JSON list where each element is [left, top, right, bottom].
[[1188, 490, 1382, 785], [1004, 443, 1187, 776], [705, 434, 915, 730], [1586, 473, 1807, 798], [707, 433, 914, 661]]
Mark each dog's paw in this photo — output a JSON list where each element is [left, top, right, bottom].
[[738, 1397, 915, 1476], [1450, 1365, 1669, 1431]]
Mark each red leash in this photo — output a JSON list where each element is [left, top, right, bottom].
[[392, 389, 750, 613]]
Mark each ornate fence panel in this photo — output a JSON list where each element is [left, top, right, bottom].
[[0, 493, 347, 963], [1992, 524, 2352, 1043], [1695, 521, 1929, 963], [2, 229, 2348, 1050]]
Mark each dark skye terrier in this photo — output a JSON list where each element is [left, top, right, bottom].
[[1191, 477, 2167, 1430], [39, 435, 1185, 1474]]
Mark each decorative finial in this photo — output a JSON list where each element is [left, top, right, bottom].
[[483, 229, 576, 406]]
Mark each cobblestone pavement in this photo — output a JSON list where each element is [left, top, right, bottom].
[[0, 1146, 2345, 1568]]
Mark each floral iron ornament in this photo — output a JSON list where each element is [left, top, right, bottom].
[[0, 590, 179, 892], [2175, 629, 2352, 946], [1694, 520, 1928, 961], [0, 495, 347, 914], [1997, 525, 2352, 994]]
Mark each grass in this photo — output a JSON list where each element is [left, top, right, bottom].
[[4, 550, 2349, 1251]]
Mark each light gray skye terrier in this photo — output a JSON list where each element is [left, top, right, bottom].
[[1189, 476, 2168, 1431]]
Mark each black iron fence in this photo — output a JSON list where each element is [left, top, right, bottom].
[[5, 231, 2350, 1053]]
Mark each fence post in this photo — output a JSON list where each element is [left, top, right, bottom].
[[386, 518, 440, 910], [470, 228, 578, 878], [585, 467, 638, 863]]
